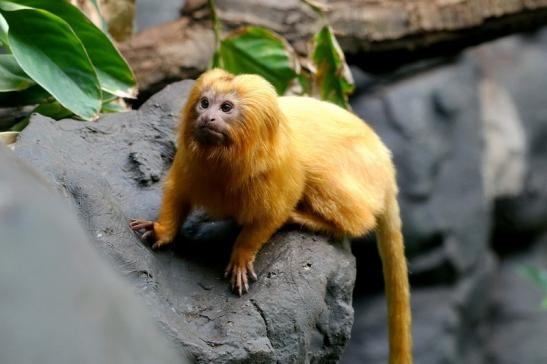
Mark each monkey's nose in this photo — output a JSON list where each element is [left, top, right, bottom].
[[209, 117, 216, 122]]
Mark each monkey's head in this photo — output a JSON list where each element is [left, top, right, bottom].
[[181, 69, 282, 154]]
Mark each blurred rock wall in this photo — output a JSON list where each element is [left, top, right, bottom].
[[344, 28, 547, 364], [135, 0, 185, 31]]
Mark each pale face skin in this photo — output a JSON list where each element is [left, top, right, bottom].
[[192, 90, 240, 146]]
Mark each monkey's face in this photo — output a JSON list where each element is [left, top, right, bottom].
[[192, 90, 240, 147], [184, 70, 280, 154]]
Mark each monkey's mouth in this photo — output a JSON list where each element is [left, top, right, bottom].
[[194, 125, 227, 146]]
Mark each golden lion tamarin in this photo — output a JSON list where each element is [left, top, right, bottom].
[[130, 69, 412, 363]]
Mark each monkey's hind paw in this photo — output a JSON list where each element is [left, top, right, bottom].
[[225, 259, 258, 296]]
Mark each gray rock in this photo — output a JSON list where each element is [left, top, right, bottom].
[[479, 78, 527, 200], [135, 0, 185, 31], [13, 81, 356, 363], [346, 28, 547, 364], [470, 29, 547, 236], [343, 254, 496, 364], [470, 37, 547, 364], [351, 57, 491, 280], [0, 147, 186, 364], [485, 237, 547, 364]]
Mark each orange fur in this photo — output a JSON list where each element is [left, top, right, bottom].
[[150, 69, 412, 363]]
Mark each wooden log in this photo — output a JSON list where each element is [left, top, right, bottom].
[[119, 18, 215, 98], [120, 0, 547, 90]]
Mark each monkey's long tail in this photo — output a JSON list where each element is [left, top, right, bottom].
[[376, 193, 413, 364]]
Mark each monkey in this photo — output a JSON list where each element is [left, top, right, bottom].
[[130, 69, 412, 363]]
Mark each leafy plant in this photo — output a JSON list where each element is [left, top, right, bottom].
[[211, 26, 297, 95], [519, 265, 547, 309], [0, 0, 135, 131], [208, 0, 354, 109], [310, 25, 354, 108]]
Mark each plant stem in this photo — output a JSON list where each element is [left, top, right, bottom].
[[301, 0, 328, 24], [208, 0, 221, 50]]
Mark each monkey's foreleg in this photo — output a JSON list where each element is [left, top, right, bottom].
[[225, 222, 280, 296], [130, 167, 191, 249]]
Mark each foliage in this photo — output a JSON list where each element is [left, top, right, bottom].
[[519, 265, 547, 309], [211, 26, 297, 95], [310, 26, 354, 109], [209, 0, 354, 109], [0, 54, 33, 92], [0, 0, 135, 130]]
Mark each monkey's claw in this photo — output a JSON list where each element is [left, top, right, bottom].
[[129, 219, 154, 231], [225, 260, 257, 296], [129, 219, 159, 247], [129, 219, 175, 250]]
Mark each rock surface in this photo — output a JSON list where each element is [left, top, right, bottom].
[[344, 254, 496, 364], [345, 27, 547, 364], [12, 81, 356, 363], [485, 236, 547, 364], [352, 56, 490, 284], [471, 30, 547, 240], [0, 146, 186, 364]]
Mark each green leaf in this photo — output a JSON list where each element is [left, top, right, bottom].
[[1, 7, 102, 120], [102, 99, 127, 113], [6, 0, 136, 98], [519, 265, 547, 292], [10, 100, 73, 132], [311, 25, 355, 109], [101, 92, 128, 113], [297, 73, 311, 95], [0, 13, 8, 46], [32, 100, 73, 119], [0, 54, 34, 91], [0, 84, 49, 107], [212, 26, 297, 95], [8, 118, 26, 131]]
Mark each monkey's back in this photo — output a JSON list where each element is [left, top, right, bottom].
[[279, 96, 396, 233], [278, 96, 392, 172]]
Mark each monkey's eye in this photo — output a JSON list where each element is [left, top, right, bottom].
[[220, 101, 233, 113], [200, 98, 209, 109]]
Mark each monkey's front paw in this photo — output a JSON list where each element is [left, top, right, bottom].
[[224, 253, 258, 296], [129, 219, 172, 250]]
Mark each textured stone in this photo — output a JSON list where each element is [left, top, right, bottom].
[[470, 28, 547, 237], [485, 237, 547, 364], [343, 254, 496, 364], [480, 78, 527, 200], [346, 28, 547, 364], [0, 146, 186, 364], [351, 57, 491, 281]]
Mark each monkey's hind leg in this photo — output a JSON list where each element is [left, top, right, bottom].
[[290, 190, 378, 238], [287, 210, 340, 235]]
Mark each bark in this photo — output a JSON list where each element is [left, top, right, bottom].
[[120, 0, 547, 90], [119, 18, 215, 98]]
